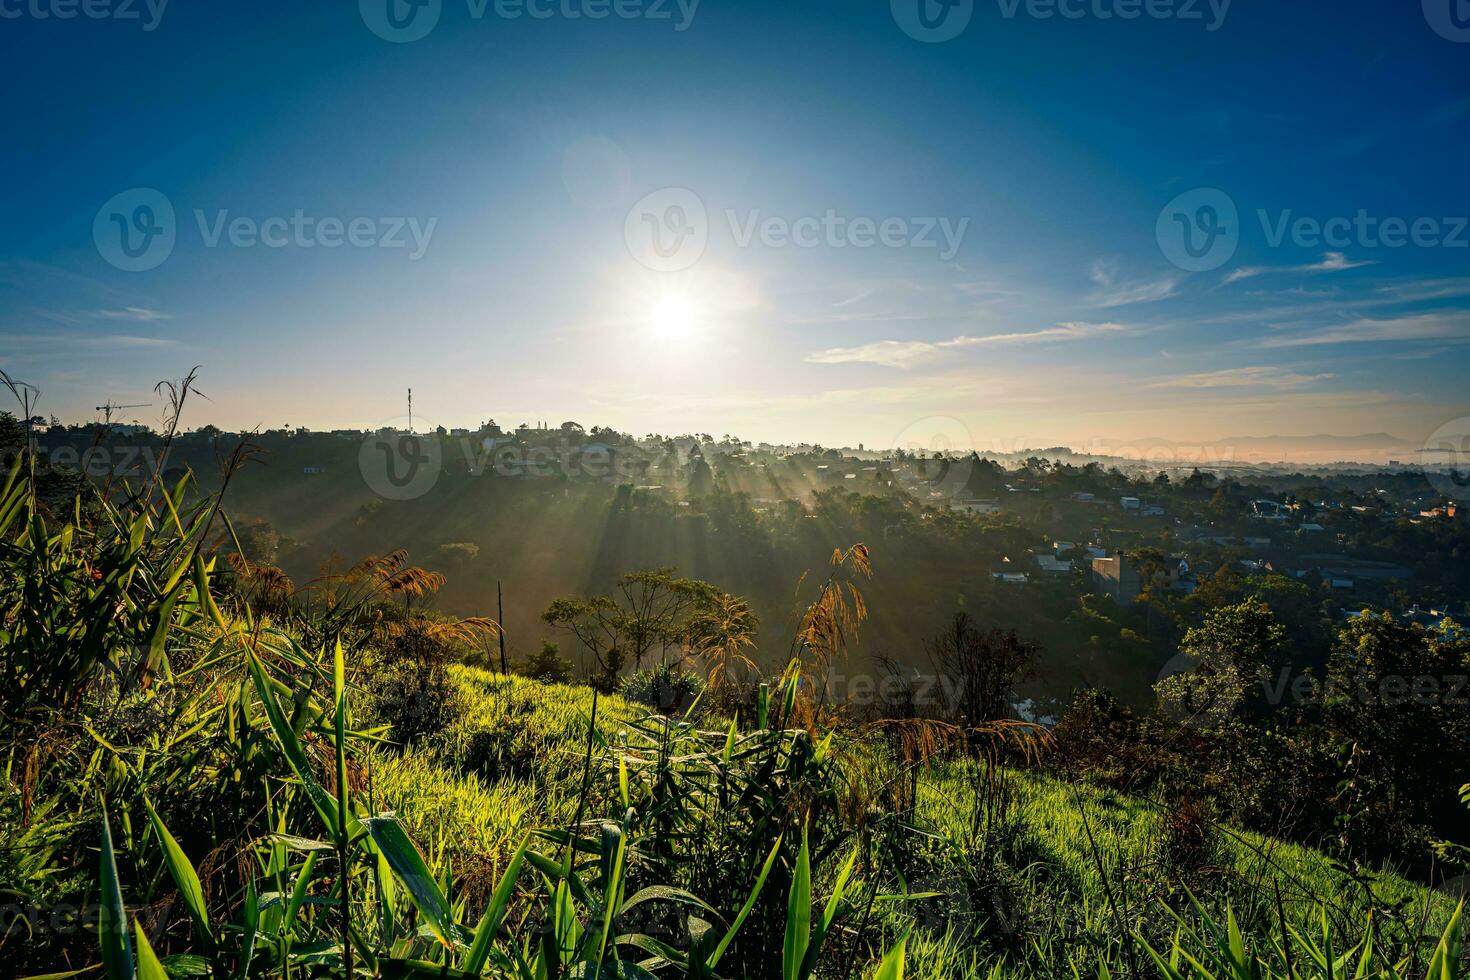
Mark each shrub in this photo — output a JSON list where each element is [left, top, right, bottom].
[[372, 661, 463, 745], [620, 662, 706, 715], [519, 639, 573, 683]]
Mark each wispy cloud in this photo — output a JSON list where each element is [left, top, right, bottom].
[[1224, 251, 1375, 285], [947, 321, 1133, 347], [0, 333, 178, 351], [1259, 312, 1470, 348], [806, 322, 1132, 368], [97, 307, 172, 322], [1149, 366, 1334, 389], [803, 340, 944, 369], [1374, 277, 1470, 304], [1087, 261, 1180, 308]]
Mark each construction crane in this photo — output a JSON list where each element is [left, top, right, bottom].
[[96, 401, 151, 425]]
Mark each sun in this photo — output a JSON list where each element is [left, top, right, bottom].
[[647, 293, 699, 342]]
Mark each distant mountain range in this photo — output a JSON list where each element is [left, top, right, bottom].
[[1068, 433, 1423, 466]]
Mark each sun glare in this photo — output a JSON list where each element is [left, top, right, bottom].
[[648, 293, 699, 342]]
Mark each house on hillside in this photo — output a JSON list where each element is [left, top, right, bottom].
[[1036, 554, 1073, 575], [1251, 499, 1288, 520], [1295, 554, 1412, 582], [1091, 552, 1141, 602]]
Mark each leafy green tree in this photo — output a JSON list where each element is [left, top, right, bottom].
[[542, 569, 751, 689], [238, 519, 280, 565], [521, 640, 573, 683], [0, 410, 24, 458], [1156, 596, 1289, 725], [1318, 615, 1470, 857]]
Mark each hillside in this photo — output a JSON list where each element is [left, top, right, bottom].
[[1, 460, 1466, 979]]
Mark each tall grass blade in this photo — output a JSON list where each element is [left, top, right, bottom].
[[245, 647, 339, 835], [367, 815, 457, 949], [783, 828, 812, 980], [98, 804, 134, 980], [872, 933, 908, 980], [706, 835, 782, 971], [133, 923, 170, 980], [462, 841, 528, 975], [143, 798, 212, 950]]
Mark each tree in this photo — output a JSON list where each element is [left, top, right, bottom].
[[686, 449, 713, 496], [238, 519, 281, 565], [0, 410, 24, 457], [1316, 615, 1470, 856], [925, 610, 1038, 724], [521, 640, 573, 684], [542, 569, 751, 689], [1155, 596, 1288, 726]]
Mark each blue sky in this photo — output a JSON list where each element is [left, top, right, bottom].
[[1, 0, 1467, 450]]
